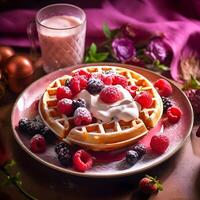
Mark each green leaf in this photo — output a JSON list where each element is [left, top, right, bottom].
[[94, 52, 109, 62], [0, 176, 12, 186], [4, 160, 16, 171], [103, 23, 112, 39], [89, 43, 97, 56], [153, 60, 169, 72], [183, 75, 200, 90]]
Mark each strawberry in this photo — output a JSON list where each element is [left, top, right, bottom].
[[139, 175, 163, 194], [150, 135, 169, 154]]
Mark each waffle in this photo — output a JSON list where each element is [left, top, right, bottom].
[[39, 66, 163, 151]]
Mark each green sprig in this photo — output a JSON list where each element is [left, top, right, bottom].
[[182, 75, 200, 90]]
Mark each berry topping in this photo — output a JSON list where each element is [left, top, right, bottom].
[[57, 98, 73, 116], [113, 74, 128, 87], [101, 74, 114, 85], [55, 142, 71, 154], [30, 134, 46, 153], [73, 69, 91, 80], [126, 150, 139, 166], [86, 78, 105, 95], [56, 86, 72, 100], [139, 175, 163, 194], [100, 86, 122, 104], [132, 144, 146, 158], [135, 91, 153, 108], [72, 98, 86, 110], [161, 96, 172, 112], [126, 85, 138, 97], [73, 149, 93, 172], [18, 118, 45, 135], [154, 79, 173, 97], [74, 107, 92, 126], [150, 135, 169, 154], [55, 142, 73, 167], [166, 106, 182, 123], [68, 76, 88, 95]]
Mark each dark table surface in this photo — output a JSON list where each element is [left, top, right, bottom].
[[0, 65, 200, 200]]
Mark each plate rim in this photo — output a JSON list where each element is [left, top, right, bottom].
[[11, 63, 194, 178]]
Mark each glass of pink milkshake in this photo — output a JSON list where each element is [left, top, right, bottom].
[[36, 4, 86, 73]]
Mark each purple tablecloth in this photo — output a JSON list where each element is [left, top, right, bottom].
[[1, 0, 200, 81]]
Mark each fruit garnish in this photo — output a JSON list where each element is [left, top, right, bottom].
[[74, 107, 92, 126], [139, 175, 163, 194], [161, 96, 172, 112], [102, 73, 114, 85], [150, 135, 169, 154], [86, 78, 105, 94], [126, 150, 139, 166], [55, 142, 72, 167], [154, 79, 173, 97], [30, 134, 46, 153], [73, 149, 94, 172], [166, 106, 182, 123], [135, 91, 153, 108], [112, 74, 128, 87], [126, 85, 138, 97], [73, 69, 91, 80], [56, 86, 72, 100], [72, 98, 86, 110], [57, 98, 73, 116], [132, 144, 146, 158], [68, 76, 88, 95]]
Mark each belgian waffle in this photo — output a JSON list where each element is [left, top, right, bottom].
[[39, 66, 163, 151]]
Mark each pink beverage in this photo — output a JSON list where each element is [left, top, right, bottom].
[[35, 4, 86, 73]]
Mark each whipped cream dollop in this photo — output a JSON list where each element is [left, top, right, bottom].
[[76, 85, 140, 122]]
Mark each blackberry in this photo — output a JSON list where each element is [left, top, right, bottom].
[[72, 98, 86, 110], [55, 142, 71, 154], [18, 118, 45, 135], [161, 97, 172, 112], [40, 126, 56, 142], [55, 143, 72, 166], [126, 150, 139, 166], [132, 144, 146, 158], [86, 78, 105, 95]]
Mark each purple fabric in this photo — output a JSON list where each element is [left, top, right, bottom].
[[1, 0, 200, 81]]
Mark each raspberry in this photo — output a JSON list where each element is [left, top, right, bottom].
[[72, 98, 86, 110], [161, 96, 172, 112], [126, 85, 138, 97], [91, 72, 104, 80], [166, 106, 182, 123], [30, 134, 46, 153], [150, 135, 169, 154], [135, 91, 153, 108], [154, 79, 173, 97], [101, 74, 114, 85], [86, 78, 105, 95], [18, 118, 45, 135], [68, 76, 87, 95], [132, 144, 146, 158], [113, 74, 128, 87], [74, 107, 92, 126], [139, 175, 163, 194], [73, 149, 93, 172], [126, 150, 139, 166], [56, 86, 72, 100], [73, 69, 91, 80], [57, 98, 73, 116], [100, 86, 122, 104]]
